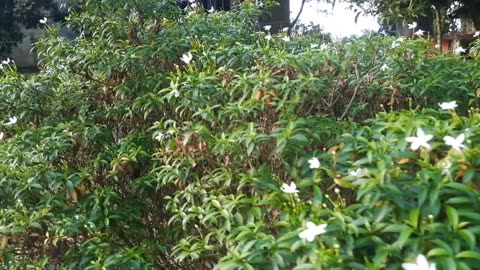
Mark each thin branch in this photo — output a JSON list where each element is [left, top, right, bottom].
[[288, 0, 306, 34], [339, 64, 367, 121]]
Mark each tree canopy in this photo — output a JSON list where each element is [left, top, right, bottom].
[[0, 0, 65, 55]]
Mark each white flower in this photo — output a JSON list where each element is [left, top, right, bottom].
[[391, 42, 400, 49], [75, 214, 80, 220], [380, 63, 390, 72], [0, 132, 3, 140], [334, 188, 340, 193], [320, 44, 329, 50], [39, 17, 47, 24], [474, 31, 479, 38], [181, 52, 193, 64], [263, 25, 272, 31], [281, 36, 290, 42], [281, 182, 299, 193], [265, 34, 272, 41], [444, 134, 466, 151], [414, 29, 425, 36], [281, 27, 289, 32], [310, 43, 319, 49], [5, 116, 17, 126], [455, 47, 466, 54], [441, 159, 451, 175], [408, 22, 417, 29], [171, 90, 180, 97], [157, 133, 165, 140], [438, 101, 457, 110], [349, 168, 369, 178], [406, 128, 433, 151], [402, 254, 436, 270], [434, 44, 441, 49], [299, 221, 327, 242], [1, 58, 12, 65], [308, 157, 320, 169], [207, 6, 215, 13]]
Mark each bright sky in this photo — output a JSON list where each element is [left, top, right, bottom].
[[289, 0, 379, 38]]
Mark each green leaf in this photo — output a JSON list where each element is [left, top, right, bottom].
[[427, 248, 450, 257], [408, 208, 420, 228], [458, 229, 476, 249], [292, 264, 316, 270], [456, 251, 480, 260], [446, 206, 459, 229]]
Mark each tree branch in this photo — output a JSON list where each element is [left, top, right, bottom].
[[288, 0, 307, 34]]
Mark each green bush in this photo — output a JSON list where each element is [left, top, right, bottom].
[[1, 0, 480, 269]]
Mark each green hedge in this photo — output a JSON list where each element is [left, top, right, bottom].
[[1, 0, 480, 269]]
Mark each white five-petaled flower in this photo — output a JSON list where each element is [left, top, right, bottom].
[[455, 47, 466, 54], [281, 36, 290, 42], [444, 134, 466, 152], [265, 34, 272, 41], [1, 58, 12, 65], [281, 182, 299, 193], [299, 221, 327, 242], [308, 157, 320, 169], [207, 6, 215, 13], [438, 101, 457, 110], [406, 128, 433, 151], [349, 168, 369, 178], [263, 25, 272, 31], [474, 31, 480, 38], [171, 90, 180, 97], [414, 29, 425, 36], [310, 43, 319, 49], [319, 44, 329, 50], [402, 254, 436, 270], [408, 22, 417, 29], [39, 17, 47, 24], [441, 159, 452, 175], [181, 52, 193, 64], [5, 116, 17, 126], [380, 63, 390, 72]]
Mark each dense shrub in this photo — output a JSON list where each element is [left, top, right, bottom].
[[1, 0, 480, 269]]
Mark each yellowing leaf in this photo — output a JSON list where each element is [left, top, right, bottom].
[[70, 190, 78, 202], [334, 178, 354, 188], [75, 184, 87, 196], [396, 158, 411, 164], [1, 236, 7, 249], [251, 90, 261, 100]]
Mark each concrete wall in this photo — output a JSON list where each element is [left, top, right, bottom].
[[9, 26, 43, 68], [260, 0, 290, 32]]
